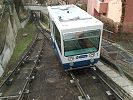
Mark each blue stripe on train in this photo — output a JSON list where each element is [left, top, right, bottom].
[[63, 59, 99, 69]]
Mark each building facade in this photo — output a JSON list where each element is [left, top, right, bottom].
[[87, 0, 133, 32], [87, 0, 122, 22]]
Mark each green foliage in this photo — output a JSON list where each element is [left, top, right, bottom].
[[0, 0, 3, 4], [19, 10, 29, 22], [80, 4, 87, 11], [8, 23, 36, 67], [13, 0, 24, 14], [98, 15, 117, 32], [13, 0, 28, 21], [0, 23, 36, 82], [3, 0, 13, 5], [37, 0, 47, 4], [118, 0, 126, 33], [121, 0, 126, 23]]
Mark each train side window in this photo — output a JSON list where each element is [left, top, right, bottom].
[[53, 23, 61, 53]]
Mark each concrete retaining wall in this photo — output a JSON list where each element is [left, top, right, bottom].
[[21, 16, 30, 28], [0, 6, 21, 77]]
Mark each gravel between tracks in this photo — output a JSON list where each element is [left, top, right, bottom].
[[27, 37, 80, 100]]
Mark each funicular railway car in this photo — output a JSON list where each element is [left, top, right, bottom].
[[47, 5, 103, 70]]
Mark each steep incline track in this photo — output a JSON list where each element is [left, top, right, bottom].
[[0, 23, 44, 100], [26, 28, 80, 100], [0, 20, 127, 100], [26, 22, 124, 100], [69, 68, 122, 100]]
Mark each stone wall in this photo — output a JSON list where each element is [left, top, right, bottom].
[[0, 6, 21, 76]]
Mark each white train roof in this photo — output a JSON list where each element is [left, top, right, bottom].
[[47, 5, 103, 32]]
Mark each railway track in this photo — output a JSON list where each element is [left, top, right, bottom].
[[33, 22, 130, 100], [0, 17, 130, 100], [70, 72, 90, 100], [25, 21, 81, 100], [30, 22, 127, 100], [69, 67, 123, 100], [0, 22, 45, 100], [35, 20, 51, 41], [90, 66, 123, 100]]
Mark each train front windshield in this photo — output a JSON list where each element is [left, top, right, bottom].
[[63, 30, 101, 56]]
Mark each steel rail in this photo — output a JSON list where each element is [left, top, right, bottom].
[[0, 95, 19, 99], [70, 72, 90, 100], [17, 20, 48, 100], [17, 61, 37, 100], [36, 22, 50, 40], [90, 66, 123, 100], [0, 31, 39, 90], [17, 40, 43, 100], [0, 19, 45, 99]]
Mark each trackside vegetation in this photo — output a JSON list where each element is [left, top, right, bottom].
[[9, 23, 36, 66], [0, 23, 37, 81]]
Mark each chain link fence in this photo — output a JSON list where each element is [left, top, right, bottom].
[[101, 29, 133, 80]]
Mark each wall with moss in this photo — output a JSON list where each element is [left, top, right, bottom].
[[0, 6, 21, 76]]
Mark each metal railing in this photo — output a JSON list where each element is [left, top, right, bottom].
[[101, 29, 133, 80]]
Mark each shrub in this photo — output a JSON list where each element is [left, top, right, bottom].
[[80, 4, 87, 11], [98, 15, 118, 33]]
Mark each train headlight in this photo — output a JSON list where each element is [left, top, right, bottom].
[[69, 62, 74, 66], [90, 59, 94, 63], [68, 57, 74, 61], [89, 53, 95, 57]]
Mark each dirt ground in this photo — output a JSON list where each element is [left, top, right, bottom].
[[27, 39, 80, 100]]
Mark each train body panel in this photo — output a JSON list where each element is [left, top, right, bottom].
[[47, 5, 103, 70]]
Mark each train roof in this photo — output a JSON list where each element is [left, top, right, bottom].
[[47, 5, 103, 32]]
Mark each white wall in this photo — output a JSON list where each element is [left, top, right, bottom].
[[106, 0, 122, 22]]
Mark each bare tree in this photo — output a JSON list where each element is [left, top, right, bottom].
[[36, 0, 47, 4], [61, 0, 80, 5], [63, 0, 69, 4]]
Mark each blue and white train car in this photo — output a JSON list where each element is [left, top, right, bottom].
[[47, 5, 103, 70]]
